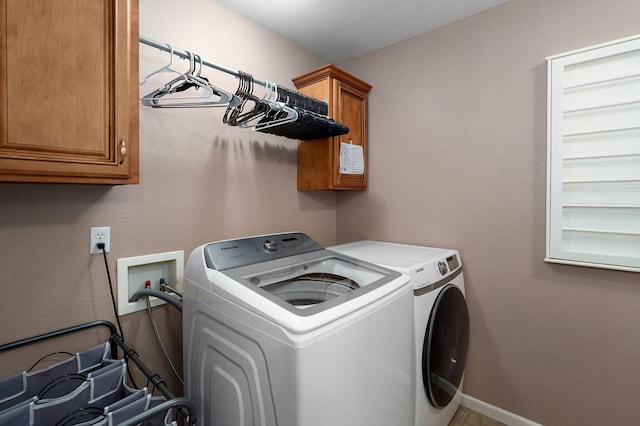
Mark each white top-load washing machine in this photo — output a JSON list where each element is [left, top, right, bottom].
[[183, 232, 414, 426], [330, 241, 469, 426]]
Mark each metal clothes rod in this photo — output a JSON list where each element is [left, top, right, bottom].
[[139, 35, 268, 87]]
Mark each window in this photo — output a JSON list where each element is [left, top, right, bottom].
[[546, 35, 640, 273]]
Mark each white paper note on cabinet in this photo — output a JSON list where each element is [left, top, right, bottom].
[[339, 142, 364, 175]]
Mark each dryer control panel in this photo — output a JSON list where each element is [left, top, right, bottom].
[[421, 254, 461, 281], [414, 254, 462, 293], [438, 254, 460, 276]]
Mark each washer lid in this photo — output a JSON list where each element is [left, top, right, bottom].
[[222, 252, 402, 317], [264, 272, 360, 307]]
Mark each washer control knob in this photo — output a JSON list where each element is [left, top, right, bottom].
[[263, 240, 278, 252], [438, 261, 448, 275]]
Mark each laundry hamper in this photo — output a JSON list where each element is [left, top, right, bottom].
[[0, 320, 196, 426]]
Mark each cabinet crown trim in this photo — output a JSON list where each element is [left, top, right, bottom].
[[292, 64, 372, 94]]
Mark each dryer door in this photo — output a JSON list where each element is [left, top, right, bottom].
[[423, 284, 469, 408]]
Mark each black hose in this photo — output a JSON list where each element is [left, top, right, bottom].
[[129, 289, 182, 312]]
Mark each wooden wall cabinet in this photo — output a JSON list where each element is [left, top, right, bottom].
[[293, 65, 371, 191], [0, 0, 139, 184]]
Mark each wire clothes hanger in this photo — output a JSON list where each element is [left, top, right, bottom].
[[140, 49, 235, 108], [258, 85, 349, 140], [224, 77, 298, 131], [249, 82, 299, 131], [223, 71, 254, 126], [139, 36, 349, 140], [222, 74, 347, 139], [139, 42, 180, 86]]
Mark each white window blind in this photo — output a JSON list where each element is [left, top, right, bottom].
[[546, 35, 640, 273]]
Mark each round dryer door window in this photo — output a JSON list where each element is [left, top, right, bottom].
[[423, 284, 469, 408]]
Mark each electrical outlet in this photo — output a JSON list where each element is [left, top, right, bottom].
[[90, 226, 111, 254]]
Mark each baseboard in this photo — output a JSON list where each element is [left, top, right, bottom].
[[460, 394, 543, 426]]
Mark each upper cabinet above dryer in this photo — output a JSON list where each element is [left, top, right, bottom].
[[0, 0, 139, 184], [293, 65, 372, 191]]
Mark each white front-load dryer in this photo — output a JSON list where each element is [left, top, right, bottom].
[[330, 241, 470, 426]]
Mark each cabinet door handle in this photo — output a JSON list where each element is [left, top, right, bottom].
[[119, 140, 127, 165]]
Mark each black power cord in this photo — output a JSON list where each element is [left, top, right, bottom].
[[98, 243, 140, 389], [98, 242, 126, 341]]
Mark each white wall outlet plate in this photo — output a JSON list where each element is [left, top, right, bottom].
[[90, 226, 111, 254], [116, 250, 184, 316]]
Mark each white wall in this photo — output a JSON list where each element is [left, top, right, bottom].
[[337, 0, 640, 424], [3, 1, 639, 424], [0, 0, 334, 393]]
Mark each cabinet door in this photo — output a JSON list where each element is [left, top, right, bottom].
[[331, 80, 367, 190], [0, 0, 139, 184]]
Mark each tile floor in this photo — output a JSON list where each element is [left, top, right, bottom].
[[449, 406, 508, 426]]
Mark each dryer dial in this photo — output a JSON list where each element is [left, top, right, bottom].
[[437, 261, 448, 275]]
